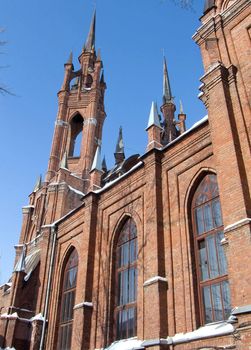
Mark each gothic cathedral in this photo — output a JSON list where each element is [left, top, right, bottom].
[[0, 0, 251, 349]]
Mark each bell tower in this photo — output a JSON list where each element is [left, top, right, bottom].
[[46, 11, 106, 192]]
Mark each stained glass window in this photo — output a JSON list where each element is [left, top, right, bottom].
[[57, 249, 78, 350], [192, 174, 231, 323], [115, 218, 137, 340]]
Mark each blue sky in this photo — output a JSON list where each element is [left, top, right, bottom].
[[0, 0, 206, 284]]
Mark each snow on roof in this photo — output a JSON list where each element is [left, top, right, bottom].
[[105, 338, 143, 350], [94, 161, 144, 194], [162, 114, 208, 152], [68, 185, 85, 197]]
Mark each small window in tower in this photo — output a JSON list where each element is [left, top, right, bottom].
[[69, 114, 83, 158], [85, 74, 93, 88]]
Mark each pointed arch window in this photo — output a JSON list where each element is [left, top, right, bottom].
[[192, 174, 231, 324], [69, 114, 83, 157], [57, 249, 78, 350], [114, 218, 137, 340]]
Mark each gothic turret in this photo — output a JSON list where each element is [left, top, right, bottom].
[[160, 57, 178, 144]]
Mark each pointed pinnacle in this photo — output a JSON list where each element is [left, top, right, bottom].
[[85, 10, 96, 52], [102, 156, 107, 172], [115, 127, 124, 154], [91, 145, 102, 172], [33, 175, 42, 192], [147, 102, 161, 129], [180, 99, 184, 114], [67, 51, 73, 64], [163, 56, 173, 104], [60, 152, 68, 169]]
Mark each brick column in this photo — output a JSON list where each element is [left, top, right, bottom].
[[143, 151, 168, 340]]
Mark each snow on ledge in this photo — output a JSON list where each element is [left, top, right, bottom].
[[224, 218, 251, 232], [0, 347, 16, 350], [105, 338, 143, 350], [143, 276, 168, 287], [74, 301, 93, 310], [168, 321, 234, 345], [30, 313, 45, 322]]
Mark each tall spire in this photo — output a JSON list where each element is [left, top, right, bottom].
[[85, 10, 96, 52], [163, 57, 173, 104], [114, 127, 125, 165]]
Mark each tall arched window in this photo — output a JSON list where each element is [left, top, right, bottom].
[[57, 249, 78, 350], [114, 218, 137, 340], [69, 114, 83, 157], [192, 174, 231, 324]]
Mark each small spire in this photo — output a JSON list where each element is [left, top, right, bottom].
[[85, 10, 96, 52], [14, 246, 26, 273], [33, 175, 42, 192], [102, 156, 107, 172], [67, 51, 73, 64], [114, 127, 125, 164], [60, 152, 68, 169], [147, 102, 161, 129], [179, 99, 184, 114], [115, 127, 124, 154], [91, 145, 102, 172], [163, 57, 174, 104]]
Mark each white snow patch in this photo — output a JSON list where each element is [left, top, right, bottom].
[[74, 301, 93, 309], [105, 338, 143, 350], [0, 347, 16, 349], [22, 205, 35, 209], [224, 218, 251, 231], [30, 313, 45, 322], [168, 321, 234, 344], [68, 185, 85, 197], [198, 91, 204, 98], [143, 276, 167, 287], [162, 115, 208, 152]]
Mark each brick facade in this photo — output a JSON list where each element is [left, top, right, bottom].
[[0, 1, 251, 349]]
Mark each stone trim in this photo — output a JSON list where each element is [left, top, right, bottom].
[[143, 276, 168, 287], [224, 218, 251, 233]]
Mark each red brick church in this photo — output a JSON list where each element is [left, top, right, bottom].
[[0, 0, 251, 349]]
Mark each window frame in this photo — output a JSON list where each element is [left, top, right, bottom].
[[113, 217, 138, 341], [191, 174, 230, 324]]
